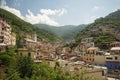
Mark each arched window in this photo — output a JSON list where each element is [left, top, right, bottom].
[[28, 52, 31, 57]]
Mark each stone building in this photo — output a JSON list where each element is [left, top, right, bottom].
[[17, 33, 37, 59]]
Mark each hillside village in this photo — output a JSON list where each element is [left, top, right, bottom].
[[0, 13, 120, 80]]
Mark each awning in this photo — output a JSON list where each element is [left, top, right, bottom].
[[111, 47, 120, 51]]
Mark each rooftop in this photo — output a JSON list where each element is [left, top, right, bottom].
[[87, 47, 99, 51]]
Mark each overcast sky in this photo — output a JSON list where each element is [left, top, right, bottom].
[[0, 0, 120, 26]]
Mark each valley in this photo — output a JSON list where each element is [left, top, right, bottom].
[[0, 4, 120, 80]]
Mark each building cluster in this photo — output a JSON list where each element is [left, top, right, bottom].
[[0, 16, 16, 51], [74, 37, 120, 79], [17, 33, 64, 60], [0, 17, 120, 79], [17, 35, 120, 79]]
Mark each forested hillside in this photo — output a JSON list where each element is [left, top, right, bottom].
[[76, 10, 120, 49], [0, 8, 60, 42]]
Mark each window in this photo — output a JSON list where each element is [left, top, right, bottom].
[[106, 57, 112, 60], [114, 70, 118, 73], [102, 70, 104, 76], [37, 53, 39, 55], [28, 53, 31, 57], [0, 36, 4, 43], [2, 18, 5, 21], [115, 56, 118, 60]]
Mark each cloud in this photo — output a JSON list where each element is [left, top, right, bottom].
[[40, 8, 67, 16], [0, 0, 24, 19], [92, 6, 99, 11], [0, 6, 24, 19], [14, 1, 20, 7], [25, 10, 59, 26], [0, 0, 66, 26]]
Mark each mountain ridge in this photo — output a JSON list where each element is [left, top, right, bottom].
[[35, 23, 86, 40]]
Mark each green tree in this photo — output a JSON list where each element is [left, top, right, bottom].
[[0, 47, 16, 67], [17, 56, 34, 78]]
